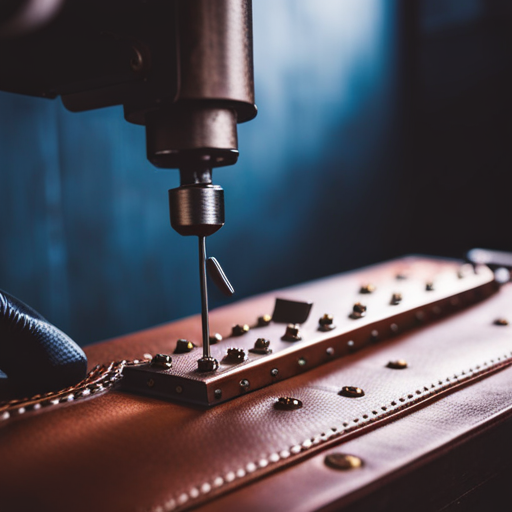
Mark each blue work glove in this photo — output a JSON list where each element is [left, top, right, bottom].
[[0, 289, 87, 400]]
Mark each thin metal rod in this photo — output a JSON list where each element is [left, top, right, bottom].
[[198, 236, 210, 359]]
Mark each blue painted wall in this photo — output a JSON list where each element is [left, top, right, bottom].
[[0, 0, 402, 345]]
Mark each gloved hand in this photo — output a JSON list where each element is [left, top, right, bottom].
[[0, 289, 87, 400]]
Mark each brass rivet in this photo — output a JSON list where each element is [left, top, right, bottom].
[[390, 293, 402, 305], [232, 324, 250, 336], [318, 314, 335, 331], [426, 281, 434, 291], [209, 333, 223, 344], [174, 339, 195, 354], [387, 359, 408, 370], [274, 397, 303, 411], [282, 324, 301, 342], [339, 386, 365, 398], [257, 314, 272, 327], [249, 338, 272, 354], [349, 303, 366, 319], [223, 347, 247, 364], [359, 284, 376, 294], [151, 353, 172, 369], [147, 379, 155, 388], [324, 453, 363, 470], [494, 318, 509, 326]]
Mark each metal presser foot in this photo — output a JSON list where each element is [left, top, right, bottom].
[[168, 168, 234, 372]]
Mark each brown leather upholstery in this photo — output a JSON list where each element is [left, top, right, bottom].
[[1, 262, 511, 512]]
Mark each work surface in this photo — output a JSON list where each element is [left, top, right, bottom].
[[2, 257, 512, 512]]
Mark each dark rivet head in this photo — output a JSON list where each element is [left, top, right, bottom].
[[387, 359, 408, 370], [390, 323, 399, 333], [239, 379, 250, 390], [224, 347, 247, 364], [415, 311, 425, 323], [197, 357, 219, 373], [359, 284, 376, 294], [390, 293, 402, 305], [282, 323, 301, 341], [249, 338, 272, 354], [214, 389, 222, 399], [432, 305, 441, 315], [318, 314, 335, 331], [151, 353, 172, 369], [349, 303, 366, 319], [257, 314, 272, 327], [324, 453, 363, 470], [396, 273, 407, 280], [426, 281, 435, 291], [326, 347, 335, 356], [232, 324, 250, 336], [209, 333, 223, 344], [274, 397, 303, 411], [147, 378, 155, 388], [339, 386, 365, 398], [174, 339, 195, 354], [494, 318, 509, 326], [270, 368, 279, 377], [175, 386, 183, 394]]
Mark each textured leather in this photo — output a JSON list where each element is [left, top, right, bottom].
[[0, 289, 87, 398], [1, 267, 512, 512]]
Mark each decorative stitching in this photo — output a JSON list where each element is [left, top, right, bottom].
[[150, 351, 512, 512]]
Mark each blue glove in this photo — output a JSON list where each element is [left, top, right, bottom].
[[0, 289, 87, 399]]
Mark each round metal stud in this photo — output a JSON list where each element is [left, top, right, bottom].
[[339, 386, 365, 398], [232, 324, 250, 336], [318, 314, 335, 332], [324, 453, 363, 470], [147, 379, 155, 388], [239, 379, 250, 390], [387, 359, 408, 370], [274, 397, 303, 411], [257, 314, 272, 327], [326, 347, 335, 357], [359, 284, 376, 294], [390, 293, 402, 305], [174, 339, 195, 354], [270, 368, 279, 377], [349, 303, 366, 319], [298, 357, 307, 367], [209, 333, 223, 344], [494, 318, 509, 326], [214, 389, 222, 399], [282, 324, 301, 342], [151, 353, 172, 369]]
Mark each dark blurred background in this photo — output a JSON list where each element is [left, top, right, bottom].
[[0, 0, 510, 346]]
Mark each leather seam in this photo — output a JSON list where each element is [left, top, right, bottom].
[[153, 350, 512, 512]]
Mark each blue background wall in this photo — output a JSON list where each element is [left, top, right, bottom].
[[0, 0, 510, 346]]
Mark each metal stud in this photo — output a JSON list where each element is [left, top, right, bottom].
[[298, 357, 307, 367], [326, 347, 335, 357], [339, 386, 365, 398], [174, 339, 195, 354], [223, 347, 247, 364], [426, 281, 434, 291], [257, 314, 272, 327], [359, 284, 376, 294], [151, 353, 172, 369], [239, 379, 250, 390], [274, 397, 303, 411], [214, 389, 222, 399], [494, 318, 509, 326], [387, 359, 408, 369], [249, 338, 272, 354], [232, 324, 250, 336], [390, 293, 402, 305], [197, 357, 219, 372], [324, 453, 363, 470], [209, 333, 223, 344], [349, 303, 366, 319], [147, 378, 155, 388], [270, 368, 279, 377], [282, 323, 301, 341], [318, 314, 335, 332]]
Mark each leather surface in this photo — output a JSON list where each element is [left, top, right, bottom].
[[1, 267, 511, 512], [0, 289, 87, 398]]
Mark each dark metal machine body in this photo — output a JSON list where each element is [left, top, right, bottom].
[[0, 0, 257, 370]]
